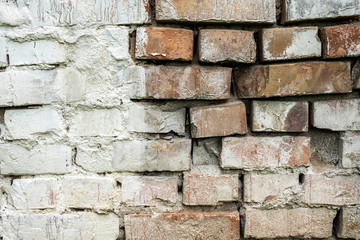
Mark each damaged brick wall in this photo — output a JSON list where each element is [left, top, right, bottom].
[[0, 0, 360, 239]]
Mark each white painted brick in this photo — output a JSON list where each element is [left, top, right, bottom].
[[122, 176, 178, 206], [252, 101, 308, 132], [62, 177, 116, 209], [128, 104, 185, 134], [283, 0, 360, 23], [104, 27, 130, 60], [76, 145, 114, 173], [112, 139, 191, 172], [5, 108, 64, 139], [95, 0, 150, 24], [7, 40, 66, 65], [3, 212, 119, 240], [192, 138, 221, 165], [0, 144, 71, 175], [0, 2, 31, 26], [244, 174, 300, 203], [262, 27, 321, 61], [0, 35, 6, 67], [341, 133, 360, 168], [312, 99, 360, 131], [17, 0, 76, 26], [10, 178, 57, 209], [55, 67, 87, 103], [69, 109, 123, 137]]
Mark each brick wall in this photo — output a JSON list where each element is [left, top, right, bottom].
[[0, 0, 359, 239]]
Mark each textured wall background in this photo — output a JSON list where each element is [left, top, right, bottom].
[[0, 0, 360, 239]]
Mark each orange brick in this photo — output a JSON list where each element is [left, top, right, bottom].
[[136, 27, 193, 61], [190, 102, 247, 138]]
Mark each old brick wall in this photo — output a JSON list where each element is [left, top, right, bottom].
[[0, 0, 360, 239]]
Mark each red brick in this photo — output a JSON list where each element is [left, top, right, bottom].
[[135, 27, 193, 61], [183, 174, 238, 205], [119, 65, 231, 100], [244, 173, 300, 203], [220, 136, 310, 170], [190, 102, 247, 138], [234, 61, 352, 98], [199, 29, 256, 63], [245, 208, 336, 238], [323, 23, 360, 58], [337, 207, 360, 239], [125, 212, 240, 240], [304, 174, 360, 205], [156, 0, 276, 24]]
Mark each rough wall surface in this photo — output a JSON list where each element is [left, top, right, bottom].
[[0, 0, 359, 239]]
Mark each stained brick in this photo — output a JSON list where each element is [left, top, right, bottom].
[[62, 177, 116, 210], [0, 144, 72, 175], [352, 60, 360, 89], [190, 102, 247, 138], [221, 136, 310, 170], [244, 174, 300, 203], [323, 23, 360, 58], [7, 40, 66, 65], [245, 208, 336, 238], [341, 133, 360, 168], [252, 101, 308, 132], [116, 65, 231, 100], [304, 174, 360, 205], [10, 178, 57, 209], [312, 98, 360, 131], [183, 174, 238, 205], [3, 213, 119, 240], [199, 29, 256, 63], [282, 0, 360, 23], [261, 27, 321, 61], [337, 207, 360, 239], [156, 0, 276, 24], [136, 27, 193, 61], [95, 0, 150, 24], [125, 212, 240, 240], [122, 176, 178, 206], [234, 61, 352, 98]]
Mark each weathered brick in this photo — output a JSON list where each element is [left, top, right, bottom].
[[112, 139, 191, 172], [116, 65, 231, 100], [323, 23, 360, 58], [304, 174, 360, 205], [0, 68, 85, 107], [125, 212, 240, 240], [252, 101, 309, 132], [282, 0, 360, 23], [235, 61, 352, 98], [244, 174, 300, 203], [95, 0, 150, 24], [0, 144, 71, 175], [192, 138, 221, 165], [128, 104, 185, 134], [341, 133, 360, 168], [0, 35, 6, 67], [338, 207, 360, 239], [69, 109, 123, 137], [62, 177, 116, 210], [190, 102, 247, 138], [7, 40, 66, 65], [136, 27, 193, 61], [122, 176, 178, 206], [16, 0, 76, 26], [221, 136, 310, 169], [10, 178, 57, 209], [312, 99, 360, 131], [3, 212, 119, 240], [261, 27, 321, 61], [5, 108, 64, 139], [199, 29, 256, 63], [156, 0, 276, 24], [245, 208, 336, 238], [352, 60, 360, 89], [183, 174, 238, 205]]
